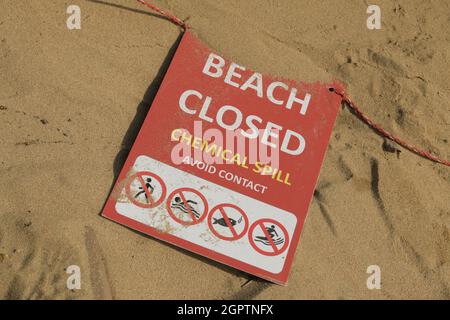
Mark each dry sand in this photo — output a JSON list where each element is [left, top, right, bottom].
[[0, 0, 449, 299]]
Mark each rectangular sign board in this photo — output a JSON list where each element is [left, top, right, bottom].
[[102, 31, 343, 284]]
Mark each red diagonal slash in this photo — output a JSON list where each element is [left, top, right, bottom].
[[166, 188, 208, 226], [178, 191, 197, 223], [125, 171, 166, 209], [136, 174, 155, 206], [219, 207, 239, 239], [258, 222, 280, 254], [207, 204, 249, 241], [248, 218, 289, 256]]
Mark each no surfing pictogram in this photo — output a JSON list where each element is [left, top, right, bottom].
[[166, 188, 208, 226], [125, 171, 166, 208], [248, 219, 289, 256], [208, 204, 249, 241]]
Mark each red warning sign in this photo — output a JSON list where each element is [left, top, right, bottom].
[[207, 204, 249, 241], [166, 188, 208, 226], [248, 219, 289, 256], [102, 30, 343, 285], [125, 171, 166, 208]]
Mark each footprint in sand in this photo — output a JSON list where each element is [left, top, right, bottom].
[[0, 215, 80, 299]]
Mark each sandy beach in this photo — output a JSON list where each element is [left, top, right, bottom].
[[0, 0, 449, 299]]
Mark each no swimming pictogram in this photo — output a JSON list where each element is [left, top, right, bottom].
[[248, 219, 289, 256], [207, 204, 249, 241], [166, 188, 208, 226], [125, 171, 166, 208]]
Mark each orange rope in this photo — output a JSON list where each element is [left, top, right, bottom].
[[332, 88, 450, 166], [136, 0, 187, 30], [135, 0, 449, 167]]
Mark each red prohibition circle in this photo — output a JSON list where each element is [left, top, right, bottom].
[[166, 188, 209, 226], [248, 218, 290, 256], [207, 204, 249, 241], [125, 171, 167, 208]]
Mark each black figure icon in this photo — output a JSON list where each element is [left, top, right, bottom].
[[170, 196, 200, 219], [134, 177, 155, 203], [213, 216, 243, 228], [254, 224, 284, 246]]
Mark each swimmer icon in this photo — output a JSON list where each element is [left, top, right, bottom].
[[166, 188, 208, 226]]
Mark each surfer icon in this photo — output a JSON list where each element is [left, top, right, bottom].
[[170, 196, 200, 219], [212, 216, 243, 227], [134, 177, 155, 203], [254, 225, 285, 246]]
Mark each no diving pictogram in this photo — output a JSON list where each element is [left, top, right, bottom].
[[208, 204, 249, 241], [248, 219, 289, 256], [125, 171, 166, 208], [166, 188, 208, 226]]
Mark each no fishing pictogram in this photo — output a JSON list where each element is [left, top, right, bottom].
[[248, 219, 290, 256], [166, 188, 208, 226], [125, 171, 166, 208], [207, 204, 249, 241]]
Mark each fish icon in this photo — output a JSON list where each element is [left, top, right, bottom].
[[170, 196, 200, 219], [213, 216, 243, 227]]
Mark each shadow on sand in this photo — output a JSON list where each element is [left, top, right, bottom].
[[91, 1, 264, 293]]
